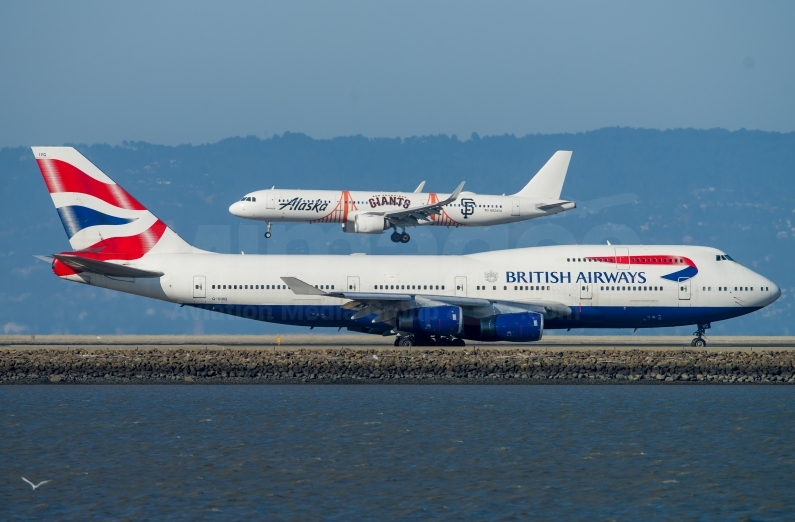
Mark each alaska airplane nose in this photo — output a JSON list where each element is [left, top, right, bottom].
[[229, 201, 245, 217]]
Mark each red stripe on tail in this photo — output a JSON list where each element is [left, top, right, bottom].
[[61, 220, 167, 261], [37, 158, 147, 211]]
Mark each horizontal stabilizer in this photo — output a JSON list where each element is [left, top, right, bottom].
[[53, 254, 164, 278], [514, 151, 572, 199], [536, 200, 576, 212]]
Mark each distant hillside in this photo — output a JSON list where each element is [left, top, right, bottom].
[[2, 128, 793, 336]]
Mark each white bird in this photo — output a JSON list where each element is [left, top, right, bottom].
[[21, 477, 51, 490]]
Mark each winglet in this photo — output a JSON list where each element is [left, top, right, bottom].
[[413, 181, 426, 193], [438, 181, 465, 206], [281, 276, 327, 296], [513, 151, 572, 199]]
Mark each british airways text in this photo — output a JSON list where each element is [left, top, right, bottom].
[[506, 271, 648, 284]]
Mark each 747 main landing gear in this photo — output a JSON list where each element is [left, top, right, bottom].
[[264, 221, 273, 239], [691, 323, 710, 347], [390, 227, 410, 243]]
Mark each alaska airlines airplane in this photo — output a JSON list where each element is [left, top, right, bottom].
[[228, 151, 576, 243], [33, 147, 779, 347]]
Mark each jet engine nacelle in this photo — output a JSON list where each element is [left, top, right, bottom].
[[342, 213, 388, 234], [397, 305, 463, 336], [478, 312, 543, 342]]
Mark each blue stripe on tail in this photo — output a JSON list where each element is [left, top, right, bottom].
[[56, 205, 136, 239]]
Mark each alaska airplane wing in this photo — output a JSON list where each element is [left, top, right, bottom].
[[282, 276, 571, 325], [52, 254, 164, 278], [368, 181, 465, 227]]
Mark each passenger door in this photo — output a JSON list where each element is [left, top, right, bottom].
[[266, 190, 276, 209], [511, 199, 520, 216], [193, 276, 206, 298], [678, 277, 691, 301], [455, 276, 467, 297], [347, 276, 360, 292], [580, 283, 592, 300]]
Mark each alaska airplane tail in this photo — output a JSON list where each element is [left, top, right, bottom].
[[32, 147, 196, 267], [513, 150, 572, 200]]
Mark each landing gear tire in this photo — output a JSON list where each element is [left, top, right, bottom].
[[264, 232, 272, 238], [400, 233, 410, 243], [390, 232, 401, 243], [691, 323, 710, 348], [399, 336, 414, 347]]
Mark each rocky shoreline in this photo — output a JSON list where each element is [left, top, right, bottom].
[[2, 347, 795, 384]]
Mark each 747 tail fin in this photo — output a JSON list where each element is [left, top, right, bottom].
[[32, 147, 196, 261]]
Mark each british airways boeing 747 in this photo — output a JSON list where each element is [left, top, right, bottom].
[[33, 147, 779, 347]]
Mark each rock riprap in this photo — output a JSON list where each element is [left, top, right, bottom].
[[2, 348, 794, 384]]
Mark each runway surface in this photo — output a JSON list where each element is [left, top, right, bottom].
[[2, 334, 794, 351]]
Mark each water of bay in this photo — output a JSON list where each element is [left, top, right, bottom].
[[1, 385, 794, 520]]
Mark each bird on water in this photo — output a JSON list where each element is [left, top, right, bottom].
[[21, 477, 51, 490]]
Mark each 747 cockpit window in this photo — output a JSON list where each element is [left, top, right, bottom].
[[716, 254, 735, 261]]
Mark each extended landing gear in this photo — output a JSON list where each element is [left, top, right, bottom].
[[691, 323, 710, 347], [394, 335, 465, 347], [264, 221, 273, 239], [390, 228, 411, 243]]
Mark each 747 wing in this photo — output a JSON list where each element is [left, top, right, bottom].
[[281, 276, 571, 327]]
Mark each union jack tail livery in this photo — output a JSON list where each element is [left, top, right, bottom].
[[33, 147, 194, 263]]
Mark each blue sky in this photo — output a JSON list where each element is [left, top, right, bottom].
[[1, 0, 793, 147]]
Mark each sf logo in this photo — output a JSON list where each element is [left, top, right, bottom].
[[460, 198, 476, 219]]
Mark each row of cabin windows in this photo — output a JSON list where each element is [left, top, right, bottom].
[[702, 286, 770, 291], [209, 282, 769, 293], [274, 199, 505, 209], [375, 284, 444, 290], [211, 284, 287, 290], [601, 286, 663, 291], [568, 257, 685, 264]]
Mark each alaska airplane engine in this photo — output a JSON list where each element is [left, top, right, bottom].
[[342, 213, 389, 234], [476, 312, 544, 342], [397, 306, 463, 336]]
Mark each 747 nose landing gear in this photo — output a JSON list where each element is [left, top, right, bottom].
[[691, 323, 710, 347]]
